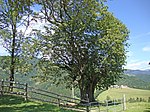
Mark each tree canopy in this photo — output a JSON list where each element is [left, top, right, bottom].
[[0, 0, 34, 81], [0, 0, 129, 102], [31, 0, 129, 102]]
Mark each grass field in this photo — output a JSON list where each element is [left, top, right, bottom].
[[125, 102, 150, 112], [0, 95, 76, 112], [96, 88, 150, 112], [97, 87, 150, 101], [91, 102, 150, 112], [1, 88, 150, 112]]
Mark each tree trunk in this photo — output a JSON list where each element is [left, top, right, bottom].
[[9, 26, 16, 91], [79, 75, 97, 104]]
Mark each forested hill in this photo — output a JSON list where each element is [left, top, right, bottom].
[[125, 69, 150, 82], [125, 69, 150, 76], [0, 56, 150, 91], [116, 75, 150, 90], [0, 56, 75, 97], [115, 69, 150, 90]]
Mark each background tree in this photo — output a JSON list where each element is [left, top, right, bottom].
[[0, 0, 33, 83], [30, 0, 129, 102]]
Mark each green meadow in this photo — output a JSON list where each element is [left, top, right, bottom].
[[96, 88, 150, 112], [0, 95, 76, 112], [97, 88, 150, 101], [125, 102, 150, 112], [0, 88, 150, 112]]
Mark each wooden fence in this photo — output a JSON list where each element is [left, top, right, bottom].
[[90, 96, 126, 112], [0, 79, 28, 99], [98, 98, 126, 112], [0, 79, 98, 112], [0, 79, 126, 112]]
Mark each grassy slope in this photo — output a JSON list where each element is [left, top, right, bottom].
[[97, 88, 150, 101], [125, 102, 150, 112], [96, 88, 150, 112], [0, 95, 76, 112]]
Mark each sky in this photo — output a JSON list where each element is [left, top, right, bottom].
[[106, 0, 150, 70], [0, 0, 150, 70]]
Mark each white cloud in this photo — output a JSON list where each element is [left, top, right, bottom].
[[142, 47, 150, 52], [125, 61, 150, 70]]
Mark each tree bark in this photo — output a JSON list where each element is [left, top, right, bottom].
[[80, 84, 96, 102], [9, 26, 16, 91], [79, 75, 97, 103]]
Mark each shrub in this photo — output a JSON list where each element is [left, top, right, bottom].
[[128, 98, 136, 103]]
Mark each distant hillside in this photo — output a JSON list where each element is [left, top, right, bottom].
[[116, 75, 150, 90], [115, 69, 150, 90], [125, 69, 150, 82], [0, 73, 75, 97], [125, 69, 150, 75]]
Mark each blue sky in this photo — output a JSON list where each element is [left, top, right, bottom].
[[0, 0, 150, 70], [106, 0, 150, 70]]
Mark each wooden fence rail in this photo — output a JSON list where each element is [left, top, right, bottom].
[[0, 79, 93, 112], [0, 79, 127, 112], [0, 79, 28, 100], [28, 86, 87, 103]]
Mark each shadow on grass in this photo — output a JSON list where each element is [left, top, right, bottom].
[[0, 95, 24, 105], [144, 108, 150, 112], [0, 95, 75, 112]]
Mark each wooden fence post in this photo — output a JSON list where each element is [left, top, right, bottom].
[[114, 99, 116, 112], [57, 95, 60, 107], [25, 83, 28, 101], [86, 94, 90, 112], [1, 79, 4, 96], [123, 94, 126, 111], [106, 100, 109, 112]]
